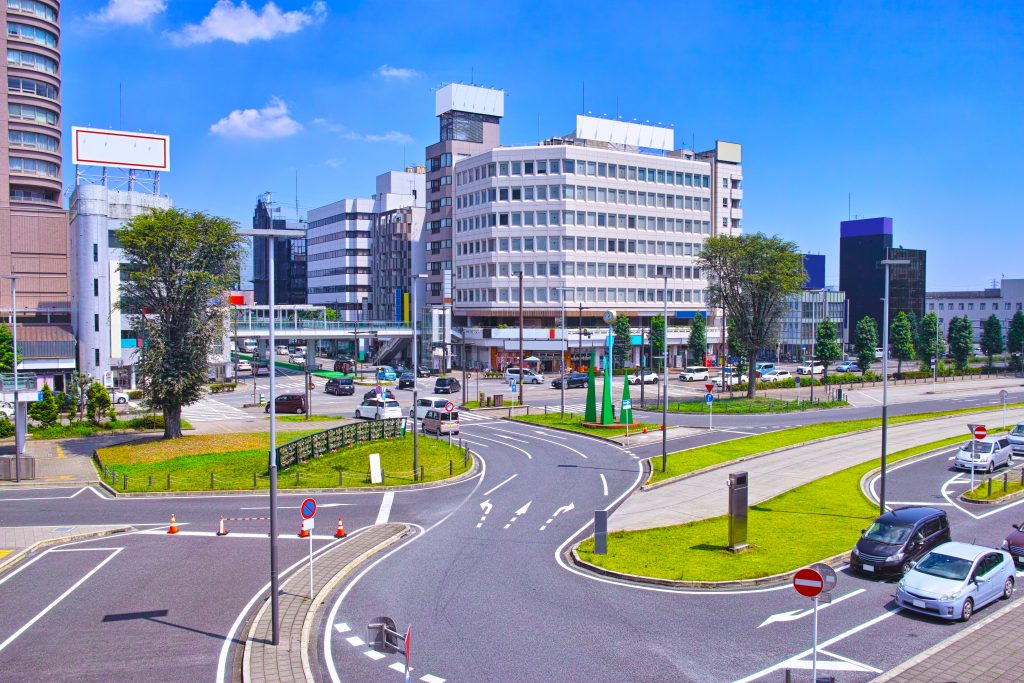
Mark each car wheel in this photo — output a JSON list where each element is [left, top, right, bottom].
[[1003, 576, 1015, 600], [989, 461, 995, 474], [960, 598, 974, 622], [900, 561, 913, 576], [297, 407, 304, 415], [118, 397, 128, 404]]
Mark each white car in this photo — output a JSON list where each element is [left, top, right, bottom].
[[679, 366, 710, 381], [955, 436, 1013, 473], [796, 362, 824, 375], [275, 345, 289, 355], [355, 399, 402, 420], [290, 353, 306, 365], [109, 390, 129, 404], [410, 396, 451, 421], [760, 370, 793, 383], [504, 367, 544, 384], [237, 359, 252, 373], [0, 402, 13, 418], [628, 370, 659, 385], [712, 371, 748, 387]]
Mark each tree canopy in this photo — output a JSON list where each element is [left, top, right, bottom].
[[612, 313, 632, 369], [1008, 311, 1024, 371], [948, 315, 973, 372], [650, 314, 665, 370], [916, 312, 945, 370], [688, 312, 707, 365], [815, 317, 842, 380], [0, 323, 21, 373], [854, 316, 878, 376], [890, 311, 916, 374]]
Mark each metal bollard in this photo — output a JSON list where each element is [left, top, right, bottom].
[[339, 470, 343, 487], [295, 469, 300, 485], [1004, 472, 1009, 492], [104, 465, 109, 478], [167, 473, 171, 490], [210, 472, 215, 489], [988, 478, 993, 497], [123, 474, 128, 491], [449, 460, 453, 476], [420, 465, 424, 481], [111, 469, 117, 485], [148, 475, 153, 489]]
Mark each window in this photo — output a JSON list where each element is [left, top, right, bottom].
[[9, 129, 57, 152], [9, 156, 57, 177], [93, 278, 99, 296], [94, 314, 99, 332], [499, 162, 509, 175], [511, 161, 522, 175], [550, 159, 560, 173], [537, 160, 547, 174], [94, 348, 100, 365], [8, 48, 56, 74], [563, 159, 575, 173], [9, 0, 57, 21], [7, 22, 57, 48], [524, 161, 534, 174], [92, 243, 98, 262], [7, 102, 56, 125], [980, 302, 986, 311], [8, 76, 56, 99]]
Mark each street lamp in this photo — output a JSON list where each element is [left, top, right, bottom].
[[238, 222, 305, 647], [411, 273, 427, 480], [879, 257, 910, 514], [556, 288, 574, 417], [518, 270, 524, 407], [661, 275, 668, 473], [0, 276, 19, 480]]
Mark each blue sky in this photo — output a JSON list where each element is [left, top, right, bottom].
[[63, 1, 1023, 290]]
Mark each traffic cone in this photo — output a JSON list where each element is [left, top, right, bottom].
[[167, 514, 179, 534], [216, 517, 228, 536], [643, 427, 647, 434], [298, 522, 310, 538], [334, 516, 346, 539]]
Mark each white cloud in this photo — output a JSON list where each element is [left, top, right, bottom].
[[170, 0, 327, 46], [314, 118, 412, 144], [90, 0, 167, 24], [323, 158, 343, 168], [375, 64, 419, 80], [210, 97, 302, 139]]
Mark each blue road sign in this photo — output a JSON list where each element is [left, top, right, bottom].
[[622, 399, 632, 410], [300, 497, 317, 519], [705, 393, 714, 404], [510, 379, 518, 394], [795, 376, 802, 387]]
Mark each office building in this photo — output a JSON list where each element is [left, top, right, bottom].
[[306, 197, 373, 320], [927, 278, 1024, 341], [370, 168, 426, 323], [776, 288, 849, 361], [802, 253, 825, 290], [2, 0, 71, 339], [839, 217, 926, 333], [252, 195, 306, 306]]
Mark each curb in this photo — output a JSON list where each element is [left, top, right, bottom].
[[959, 485, 1024, 506], [0, 525, 135, 576], [93, 453, 481, 498], [502, 416, 642, 446], [870, 596, 1024, 682]]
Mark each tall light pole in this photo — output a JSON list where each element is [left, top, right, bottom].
[[1, 276, 19, 479], [238, 220, 304, 648], [518, 270, 524, 407], [411, 273, 427, 479], [556, 287, 573, 417], [879, 257, 909, 514], [661, 275, 669, 473]]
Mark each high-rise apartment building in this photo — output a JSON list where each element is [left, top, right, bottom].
[[2, 0, 69, 325], [306, 197, 373, 320]]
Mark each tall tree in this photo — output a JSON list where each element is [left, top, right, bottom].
[[1008, 310, 1024, 371], [0, 323, 21, 373], [649, 314, 665, 373], [28, 382, 59, 428], [948, 315, 973, 372], [854, 316, 878, 376], [688, 312, 707, 366], [906, 310, 920, 363], [815, 317, 842, 381], [612, 313, 632, 369], [916, 312, 945, 370], [699, 233, 805, 398], [890, 312, 915, 374], [726, 315, 749, 377], [117, 208, 243, 438], [980, 314, 1005, 368], [85, 381, 111, 423]]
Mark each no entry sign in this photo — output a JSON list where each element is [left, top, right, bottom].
[[793, 567, 824, 597], [972, 425, 987, 440], [300, 497, 317, 519]]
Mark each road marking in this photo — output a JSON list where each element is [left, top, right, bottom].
[[599, 473, 609, 496], [0, 547, 123, 654], [345, 636, 364, 647], [757, 589, 866, 627], [536, 430, 568, 439], [461, 434, 532, 459], [375, 492, 394, 525], [856, 391, 882, 404], [0, 487, 88, 502], [389, 662, 408, 672], [334, 622, 350, 633], [363, 650, 385, 660], [541, 502, 575, 530], [136, 529, 339, 540], [504, 500, 531, 529], [420, 675, 445, 683], [483, 474, 517, 496], [887, 501, 954, 507], [477, 498, 492, 528], [50, 547, 124, 552]]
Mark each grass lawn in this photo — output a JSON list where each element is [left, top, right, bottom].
[[513, 412, 660, 438], [659, 397, 847, 414], [29, 418, 194, 440], [95, 432, 469, 492], [577, 433, 971, 582], [649, 402, 1024, 485], [965, 477, 1024, 501]]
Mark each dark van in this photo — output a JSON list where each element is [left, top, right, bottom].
[[433, 377, 461, 394], [265, 394, 306, 415], [850, 506, 951, 577], [324, 377, 354, 396], [333, 356, 355, 373]]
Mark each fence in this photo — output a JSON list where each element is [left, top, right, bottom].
[[275, 418, 405, 469]]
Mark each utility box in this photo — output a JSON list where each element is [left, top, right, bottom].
[[0, 456, 34, 480], [494, 394, 504, 407], [727, 471, 748, 552]]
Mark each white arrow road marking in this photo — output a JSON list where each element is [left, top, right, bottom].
[[757, 589, 866, 628], [599, 473, 609, 496], [334, 623, 350, 633], [477, 499, 492, 528], [540, 502, 575, 530], [504, 500, 532, 529]]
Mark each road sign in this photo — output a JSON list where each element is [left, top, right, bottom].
[[795, 376, 802, 386], [404, 624, 412, 679], [810, 562, 837, 593], [300, 497, 317, 519], [705, 383, 715, 393], [375, 385, 383, 395], [622, 399, 632, 410], [793, 567, 824, 597], [445, 401, 455, 412], [1000, 389, 1009, 400], [301, 517, 314, 531], [705, 393, 714, 404], [510, 379, 518, 394], [972, 424, 987, 440]]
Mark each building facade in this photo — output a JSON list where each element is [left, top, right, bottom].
[[927, 278, 1024, 342], [252, 195, 306, 306], [369, 168, 425, 324], [776, 288, 849, 361], [2, 0, 70, 331], [306, 197, 373, 320]]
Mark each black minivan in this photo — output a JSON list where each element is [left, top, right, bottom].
[[850, 506, 951, 578], [324, 377, 354, 396], [433, 377, 461, 394]]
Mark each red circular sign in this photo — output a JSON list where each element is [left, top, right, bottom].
[[445, 401, 455, 413], [973, 425, 987, 440], [705, 383, 715, 393], [793, 567, 824, 597], [300, 497, 317, 519]]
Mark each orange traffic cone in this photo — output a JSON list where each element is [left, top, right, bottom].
[[334, 516, 346, 539], [167, 514, 179, 534], [298, 522, 310, 538], [643, 427, 647, 434], [216, 517, 228, 536]]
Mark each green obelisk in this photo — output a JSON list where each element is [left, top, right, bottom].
[[584, 350, 597, 422]]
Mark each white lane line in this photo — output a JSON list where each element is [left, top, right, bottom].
[[136, 529, 338, 540], [599, 473, 609, 496], [757, 588, 866, 627], [421, 675, 446, 683], [334, 622, 350, 633], [375, 492, 395, 525], [50, 547, 124, 552], [461, 434, 532, 459], [363, 650, 385, 661], [817, 648, 882, 673], [0, 487, 88, 502], [483, 474, 517, 496], [0, 547, 123, 654], [389, 662, 408, 673], [887, 501, 954, 507], [856, 391, 883, 404]]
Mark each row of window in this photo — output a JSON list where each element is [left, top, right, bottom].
[[426, 153, 453, 171], [307, 266, 372, 278], [8, 101, 57, 125], [306, 230, 370, 246], [456, 211, 713, 234], [9, 129, 57, 152], [458, 261, 703, 281], [9, 76, 57, 100], [457, 185, 712, 212], [9, 155, 57, 177], [8, 0, 57, 22], [306, 212, 373, 229], [308, 284, 372, 294], [10, 186, 55, 202], [930, 301, 1021, 312], [458, 235, 705, 259], [457, 285, 709, 305], [8, 22, 57, 48], [458, 158, 714, 188], [307, 248, 371, 262], [7, 48, 57, 75]]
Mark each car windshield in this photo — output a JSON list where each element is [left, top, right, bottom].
[[915, 552, 973, 581], [864, 521, 913, 545], [962, 441, 994, 454], [1012, 425, 1024, 436], [385, 401, 399, 408]]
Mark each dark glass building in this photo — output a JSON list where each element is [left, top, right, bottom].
[[252, 195, 307, 306], [839, 217, 926, 333], [802, 254, 825, 290]]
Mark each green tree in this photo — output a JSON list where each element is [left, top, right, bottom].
[[117, 208, 243, 438], [0, 323, 21, 373], [688, 312, 707, 366], [916, 312, 945, 370], [66, 372, 90, 422], [1008, 311, 1024, 371], [649, 315, 665, 373], [948, 315, 973, 372], [906, 310, 920, 362], [980, 314, 1005, 368], [854, 316, 878, 376], [86, 381, 111, 423], [612, 313, 632, 369], [28, 382, 59, 428], [699, 233, 806, 398], [726, 316, 749, 377], [815, 317, 842, 381], [890, 311, 916, 374]]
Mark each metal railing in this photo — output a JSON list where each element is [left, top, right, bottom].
[[233, 320, 412, 333]]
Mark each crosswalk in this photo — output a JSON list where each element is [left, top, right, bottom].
[[181, 398, 251, 423]]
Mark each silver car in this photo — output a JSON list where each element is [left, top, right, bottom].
[[1008, 422, 1024, 456], [896, 542, 1015, 622], [954, 436, 1013, 473]]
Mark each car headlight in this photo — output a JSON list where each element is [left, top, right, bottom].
[[851, 547, 860, 557], [939, 589, 962, 601], [886, 551, 905, 563], [897, 578, 906, 590]]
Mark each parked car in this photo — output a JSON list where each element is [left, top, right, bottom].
[[875, 347, 885, 359], [108, 390, 130, 404], [796, 361, 824, 375], [275, 345, 289, 355], [679, 366, 710, 382], [422, 409, 460, 435], [835, 360, 861, 373], [363, 388, 396, 401], [754, 362, 776, 377], [398, 372, 416, 389], [850, 506, 951, 577], [504, 367, 544, 384], [954, 435, 1013, 473], [628, 370, 660, 385], [1007, 422, 1024, 456], [333, 356, 355, 374], [265, 394, 306, 414], [324, 377, 354, 396], [712, 369, 748, 387], [411, 396, 451, 420], [552, 372, 588, 389], [896, 542, 1015, 621], [376, 366, 398, 382], [355, 398, 402, 420], [1002, 521, 1024, 564], [0, 402, 12, 418], [290, 353, 306, 365], [760, 369, 793, 383], [434, 377, 461, 394], [237, 359, 252, 373]]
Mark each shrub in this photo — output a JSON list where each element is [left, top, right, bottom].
[[127, 415, 166, 430], [127, 390, 143, 400], [209, 383, 223, 393], [0, 416, 13, 438]]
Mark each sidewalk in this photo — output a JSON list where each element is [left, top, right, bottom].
[[0, 524, 134, 574], [610, 406, 1024, 532]]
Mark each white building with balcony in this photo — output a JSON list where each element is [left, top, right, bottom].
[[927, 278, 1024, 342]]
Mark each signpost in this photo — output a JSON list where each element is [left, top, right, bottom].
[[404, 624, 412, 682], [704, 382, 715, 430], [1000, 389, 1009, 428], [622, 398, 633, 446], [300, 498, 317, 599], [793, 564, 837, 683], [369, 452, 383, 484], [968, 424, 987, 491], [795, 374, 801, 404]]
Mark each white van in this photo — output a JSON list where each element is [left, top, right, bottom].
[[504, 367, 544, 384], [410, 396, 451, 421]]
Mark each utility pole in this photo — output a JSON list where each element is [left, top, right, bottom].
[[411, 274, 426, 479], [640, 324, 646, 408], [879, 256, 910, 514], [662, 275, 669, 472], [518, 270, 524, 407]]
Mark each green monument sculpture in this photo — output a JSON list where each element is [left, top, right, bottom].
[[584, 350, 597, 422]]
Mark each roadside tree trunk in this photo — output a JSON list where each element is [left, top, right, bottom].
[[163, 404, 183, 439], [746, 350, 758, 399]]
